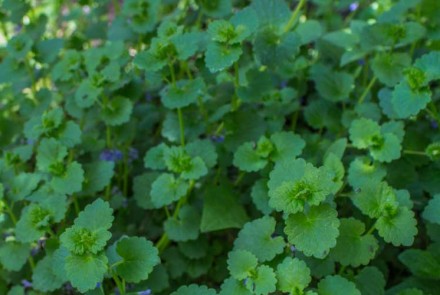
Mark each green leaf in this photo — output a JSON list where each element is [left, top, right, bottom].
[[205, 42, 242, 72], [65, 253, 108, 293], [234, 216, 284, 262], [122, 0, 160, 33], [284, 204, 340, 258], [160, 78, 205, 109], [50, 161, 84, 195], [376, 206, 418, 246], [347, 157, 386, 189], [16, 204, 51, 243], [276, 257, 311, 293], [57, 121, 82, 148], [151, 174, 189, 208], [398, 248, 440, 280], [60, 226, 111, 255], [144, 143, 168, 170], [100, 97, 133, 126], [0, 241, 29, 272], [352, 181, 398, 218], [197, 0, 232, 18], [32, 255, 65, 292], [75, 79, 102, 108], [423, 194, 440, 224], [36, 138, 68, 172], [268, 159, 334, 215], [250, 179, 273, 215], [186, 139, 218, 169], [250, 0, 290, 28], [425, 142, 440, 161], [227, 249, 258, 280], [371, 53, 411, 87], [355, 266, 385, 295], [369, 133, 401, 163], [164, 205, 200, 241], [414, 51, 440, 81], [82, 161, 115, 195], [329, 218, 378, 267], [318, 275, 361, 295], [251, 265, 277, 295], [133, 172, 159, 210], [171, 284, 217, 295], [220, 277, 253, 295], [233, 142, 268, 172], [200, 183, 248, 232], [8, 172, 41, 201], [111, 237, 160, 283], [270, 131, 305, 163], [254, 30, 300, 68], [75, 198, 114, 231], [349, 118, 381, 149], [310, 64, 354, 102], [391, 80, 431, 118]]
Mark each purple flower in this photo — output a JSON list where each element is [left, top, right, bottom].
[[129, 148, 139, 161], [96, 282, 102, 288], [210, 135, 225, 143], [431, 120, 438, 129], [358, 59, 365, 66], [280, 80, 288, 89], [349, 2, 359, 12], [145, 93, 153, 102], [22, 280, 32, 289], [290, 245, 296, 252], [100, 149, 123, 162], [138, 289, 152, 295]]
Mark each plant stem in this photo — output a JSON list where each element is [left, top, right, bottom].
[[403, 150, 426, 156], [234, 171, 245, 186], [366, 221, 377, 235], [283, 0, 307, 33], [358, 76, 377, 104], [169, 63, 176, 87], [177, 108, 185, 147]]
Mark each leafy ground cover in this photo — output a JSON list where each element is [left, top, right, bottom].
[[0, 0, 440, 294]]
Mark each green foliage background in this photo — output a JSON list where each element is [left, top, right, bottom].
[[0, 0, 440, 294]]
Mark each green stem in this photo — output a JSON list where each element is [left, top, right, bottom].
[[169, 63, 176, 87], [358, 76, 377, 104], [113, 274, 125, 295], [177, 108, 185, 147], [72, 196, 80, 215], [232, 62, 241, 111], [403, 150, 427, 156], [234, 171, 245, 186], [338, 265, 347, 275], [366, 221, 377, 235], [283, 0, 307, 33], [3, 202, 17, 225]]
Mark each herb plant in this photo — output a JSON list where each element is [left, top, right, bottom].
[[0, 0, 440, 294]]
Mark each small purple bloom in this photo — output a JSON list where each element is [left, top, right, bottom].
[[290, 245, 296, 252], [31, 247, 40, 256], [22, 280, 32, 289], [145, 93, 153, 102], [210, 135, 225, 143], [26, 139, 35, 145], [280, 80, 288, 89], [100, 149, 123, 162], [138, 289, 152, 295], [242, 278, 248, 286], [129, 148, 139, 161], [431, 120, 438, 129], [349, 2, 359, 12], [358, 59, 365, 66], [96, 282, 102, 288]]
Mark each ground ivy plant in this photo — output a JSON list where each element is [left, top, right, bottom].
[[0, 0, 439, 294]]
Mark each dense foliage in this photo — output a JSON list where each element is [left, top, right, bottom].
[[0, 0, 440, 294]]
